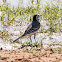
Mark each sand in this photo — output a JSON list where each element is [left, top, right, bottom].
[[0, 49, 62, 62]]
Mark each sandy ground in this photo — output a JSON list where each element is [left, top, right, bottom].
[[0, 49, 62, 62]]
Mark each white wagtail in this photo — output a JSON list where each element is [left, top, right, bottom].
[[13, 15, 41, 42]]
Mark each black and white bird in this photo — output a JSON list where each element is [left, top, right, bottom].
[[13, 15, 41, 42]]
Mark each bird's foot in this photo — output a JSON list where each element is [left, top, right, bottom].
[[33, 43, 38, 47]]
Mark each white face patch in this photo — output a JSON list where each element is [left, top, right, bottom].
[[36, 15, 39, 20]]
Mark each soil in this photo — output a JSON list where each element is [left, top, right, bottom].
[[0, 49, 62, 62]]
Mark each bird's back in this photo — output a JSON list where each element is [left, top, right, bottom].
[[23, 20, 40, 36]]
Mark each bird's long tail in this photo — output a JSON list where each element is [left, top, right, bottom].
[[13, 34, 25, 42]]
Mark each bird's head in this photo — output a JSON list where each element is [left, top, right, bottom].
[[33, 15, 42, 21]]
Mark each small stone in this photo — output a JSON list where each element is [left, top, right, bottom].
[[0, 47, 3, 50]]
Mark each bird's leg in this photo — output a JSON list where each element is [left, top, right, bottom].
[[30, 36, 32, 42], [34, 34, 37, 46], [29, 36, 32, 46]]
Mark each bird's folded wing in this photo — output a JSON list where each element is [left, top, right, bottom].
[[25, 23, 32, 33], [24, 25, 39, 35]]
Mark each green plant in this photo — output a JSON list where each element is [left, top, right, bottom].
[[0, 29, 9, 39]]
